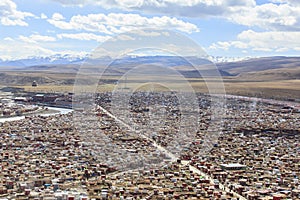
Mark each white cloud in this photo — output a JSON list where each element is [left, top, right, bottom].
[[49, 0, 258, 20], [51, 0, 256, 17], [18, 34, 56, 43], [0, 40, 55, 60], [47, 13, 199, 34], [50, 0, 300, 31], [209, 30, 300, 52], [0, 38, 90, 60], [51, 0, 88, 6], [209, 41, 231, 50], [275, 47, 289, 52], [0, 0, 34, 26], [57, 33, 111, 42], [286, 0, 300, 5], [51, 12, 65, 20], [252, 47, 273, 52], [40, 13, 48, 19], [88, 29, 206, 59], [269, 0, 300, 5], [229, 3, 300, 31], [294, 47, 300, 51], [237, 30, 300, 49], [115, 34, 135, 41], [118, 0, 144, 7], [3, 37, 14, 41]]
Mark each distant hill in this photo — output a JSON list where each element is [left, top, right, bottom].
[[25, 64, 80, 73], [0, 54, 245, 68], [217, 56, 300, 74], [216, 56, 300, 81], [236, 66, 300, 81], [1, 55, 300, 82], [0, 54, 86, 67], [0, 55, 235, 78], [178, 69, 232, 78]]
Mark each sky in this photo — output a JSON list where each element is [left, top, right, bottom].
[[0, 0, 300, 60]]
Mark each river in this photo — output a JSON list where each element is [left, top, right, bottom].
[[0, 106, 73, 123]]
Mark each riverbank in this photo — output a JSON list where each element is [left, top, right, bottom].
[[0, 106, 73, 123]]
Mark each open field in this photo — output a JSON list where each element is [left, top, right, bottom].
[[223, 80, 300, 100], [5, 75, 300, 101]]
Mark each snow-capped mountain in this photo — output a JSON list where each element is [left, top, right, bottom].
[[208, 56, 253, 63], [0, 54, 88, 67], [0, 54, 252, 68]]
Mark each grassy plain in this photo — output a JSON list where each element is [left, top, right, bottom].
[[10, 73, 300, 100]]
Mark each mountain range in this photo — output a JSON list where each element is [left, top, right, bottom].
[[0, 55, 299, 81], [0, 54, 86, 68], [0, 54, 248, 68]]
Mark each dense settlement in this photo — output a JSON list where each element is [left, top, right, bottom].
[[0, 91, 299, 200]]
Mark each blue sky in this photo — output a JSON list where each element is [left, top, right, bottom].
[[0, 0, 299, 60]]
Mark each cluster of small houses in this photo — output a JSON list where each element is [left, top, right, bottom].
[[0, 91, 73, 117], [0, 92, 39, 117], [1, 91, 73, 109], [0, 91, 299, 199]]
